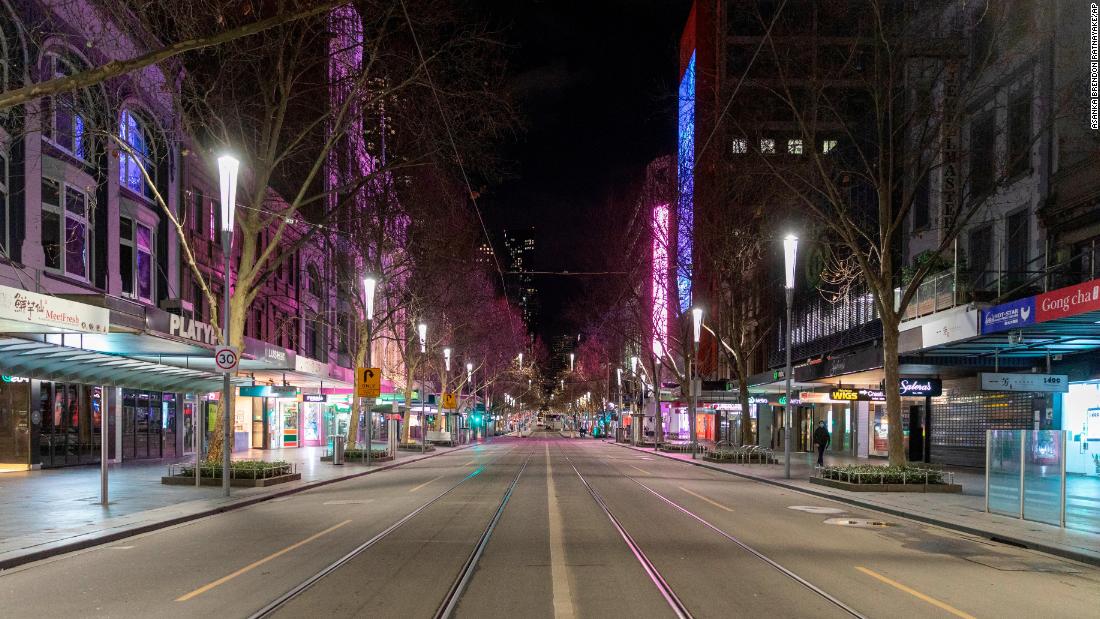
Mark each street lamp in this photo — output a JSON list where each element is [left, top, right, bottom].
[[517, 352, 523, 367], [442, 347, 452, 437], [569, 352, 575, 372], [417, 322, 427, 353], [783, 233, 798, 479], [466, 362, 474, 441], [217, 154, 238, 497], [616, 367, 623, 442], [690, 307, 703, 458], [358, 275, 379, 465]]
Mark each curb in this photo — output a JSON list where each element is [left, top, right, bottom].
[[0, 441, 483, 572], [609, 441, 1100, 569]]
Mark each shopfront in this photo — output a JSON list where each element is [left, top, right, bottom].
[[0, 376, 30, 469], [1058, 382, 1100, 477]]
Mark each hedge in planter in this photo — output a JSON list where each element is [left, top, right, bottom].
[[820, 464, 944, 485], [181, 460, 293, 479]]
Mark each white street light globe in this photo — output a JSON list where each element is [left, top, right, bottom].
[[443, 347, 451, 372], [784, 234, 799, 290], [691, 307, 703, 344], [363, 276, 377, 321], [217, 155, 239, 233], [631, 355, 638, 374], [417, 322, 427, 353]]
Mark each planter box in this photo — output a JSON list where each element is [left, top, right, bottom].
[[161, 472, 302, 487], [397, 443, 435, 452], [320, 454, 393, 463], [810, 477, 962, 493], [704, 454, 778, 465]]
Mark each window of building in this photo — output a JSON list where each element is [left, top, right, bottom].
[[760, 138, 775, 154], [969, 111, 996, 198], [787, 139, 803, 155], [118, 110, 156, 199], [822, 139, 838, 154], [43, 55, 90, 161], [1006, 209, 1030, 277], [119, 217, 154, 301], [192, 281, 205, 323], [731, 138, 748, 154], [41, 178, 89, 278], [967, 225, 993, 289], [1007, 88, 1032, 178], [191, 191, 204, 233], [307, 263, 322, 297], [0, 147, 8, 254], [912, 171, 930, 230]]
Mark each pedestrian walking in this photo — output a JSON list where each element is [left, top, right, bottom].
[[813, 421, 830, 467]]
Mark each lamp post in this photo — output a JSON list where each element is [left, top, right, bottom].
[[690, 307, 702, 458], [217, 154, 238, 497], [362, 276, 376, 465], [569, 352, 574, 372], [616, 367, 623, 442], [630, 355, 639, 446], [417, 322, 427, 452], [443, 348, 451, 435], [783, 234, 798, 479], [466, 362, 474, 441]]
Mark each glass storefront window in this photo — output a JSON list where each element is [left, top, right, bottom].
[[0, 379, 29, 465], [1062, 382, 1100, 476]]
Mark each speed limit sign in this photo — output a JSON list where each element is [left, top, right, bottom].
[[214, 346, 240, 372]]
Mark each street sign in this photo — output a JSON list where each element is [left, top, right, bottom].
[[214, 346, 239, 372], [356, 367, 382, 398], [980, 372, 1069, 393], [442, 392, 457, 409]]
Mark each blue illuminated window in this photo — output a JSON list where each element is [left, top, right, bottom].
[[677, 51, 696, 313]]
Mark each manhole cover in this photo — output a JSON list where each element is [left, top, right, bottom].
[[788, 505, 845, 514], [824, 517, 893, 528]]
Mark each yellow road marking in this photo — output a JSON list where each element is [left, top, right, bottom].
[[463, 460, 476, 466], [409, 475, 445, 493], [629, 465, 651, 476], [176, 520, 352, 601], [546, 445, 576, 618], [856, 566, 976, 619], [678, 486, 734, 512]]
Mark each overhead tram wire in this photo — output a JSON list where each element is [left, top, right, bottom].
[[398, 0, 523, 350]]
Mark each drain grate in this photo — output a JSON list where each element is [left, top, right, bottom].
[[788, 505, 846, 514], [824, 517, 893, 528]]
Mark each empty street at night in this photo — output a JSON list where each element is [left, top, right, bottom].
[[1, 433, 1098, 618]]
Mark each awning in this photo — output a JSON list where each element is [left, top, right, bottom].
[[0, 337, 249, 393]]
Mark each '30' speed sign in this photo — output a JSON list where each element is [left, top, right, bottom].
[[215, 346, 240, 372]]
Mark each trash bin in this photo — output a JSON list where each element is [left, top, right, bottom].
[[333, 436, 346, 465]]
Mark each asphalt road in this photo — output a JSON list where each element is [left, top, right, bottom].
[[1, 432, 1099, 618]]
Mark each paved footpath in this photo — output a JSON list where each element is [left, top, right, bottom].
[[607, 439, 1100, 566], [0, 441, 478, 569]]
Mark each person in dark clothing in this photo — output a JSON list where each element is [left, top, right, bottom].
[[813, 421, 830, 467]]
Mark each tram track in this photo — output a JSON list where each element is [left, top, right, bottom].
[[560, 442, 867, 619], [246, 447, 531, 619]]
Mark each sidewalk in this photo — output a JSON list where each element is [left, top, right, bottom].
[[0, 441, 479, 569], [608, 440, 1100, 567]]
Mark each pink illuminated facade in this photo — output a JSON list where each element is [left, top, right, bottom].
[[651, 202, 670, 357]]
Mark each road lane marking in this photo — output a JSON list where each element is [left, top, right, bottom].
[[463, 460, 476, 466], [546, 445, 576, 619], [678, 486, 733, 512], [629, 465, 651, 476], [175, 520, 352, 602], [855, 566, 975, 619], [409, 475, 445, 493]]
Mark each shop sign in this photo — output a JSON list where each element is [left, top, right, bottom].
[[980, 373, 1069, 393], [898, 378, 942, 397], [921, 308, 978, 347], [166, 313, 218, 345], [0, 286, 109, 334], [238, 385, 298, 398], [829, 388, 860, 401], [981, 297, 1035, 334], [294, 355, 326, 377], [1, 375, 28, 383], [301, 394, 327, 403], [748, 396, 769, 405], [798, 392, 832, 403], [858, 388, 886, 402], [1036, 279, 1100, 322]]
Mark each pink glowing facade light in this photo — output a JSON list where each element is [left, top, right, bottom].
[[652, 202, 670, 357]]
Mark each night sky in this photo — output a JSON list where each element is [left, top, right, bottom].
[[473, 0, 692, 340]]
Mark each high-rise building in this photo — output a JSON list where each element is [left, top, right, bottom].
[[501, 228, 539, 331]]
